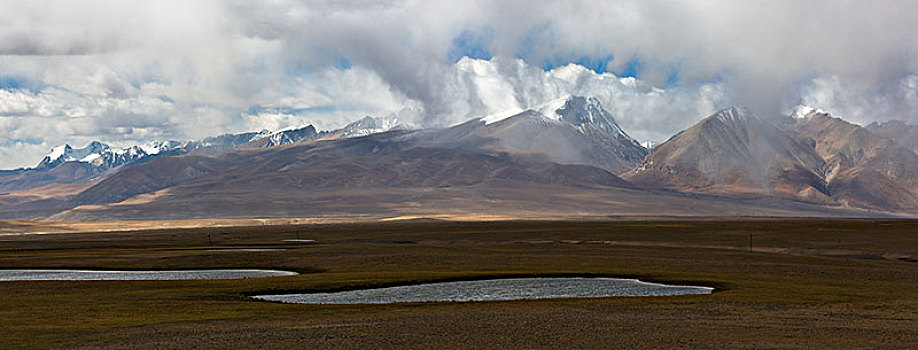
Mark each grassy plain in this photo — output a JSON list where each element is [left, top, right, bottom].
[[0, 218, 915, 349]]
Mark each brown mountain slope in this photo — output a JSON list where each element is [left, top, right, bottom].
[[789, 112, 918, 210], [67, 131, 631, 206], [866, 120, 918, 153], [623, 106, 917, 212], [623, 107, 830, 202], [0, 162, 102, 192], [44, 130, 872, 221]]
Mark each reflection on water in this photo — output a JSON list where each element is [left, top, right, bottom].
[[255, 277, 713, 304]]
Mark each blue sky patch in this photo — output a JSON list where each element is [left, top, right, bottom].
[[335, 57, 352, 70], [0, 76, 42, 92], [617, 57, 643, 78], [448, 30, 494, 62], [664, 71, 680, 88]]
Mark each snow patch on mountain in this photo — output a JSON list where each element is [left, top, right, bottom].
[[41, 141, 110, 166], [713, 106, 752, 122], [335, 112, 415, 139], [260, 124, 319, 147], [36, 141, 155, 170], [141, 140, 183, 155], [481, 96, 637, 144], [480, 108, 526, 125]]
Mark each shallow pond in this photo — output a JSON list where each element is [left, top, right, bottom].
[[0, 269, 298, 281], [254, 277, 713, 304]]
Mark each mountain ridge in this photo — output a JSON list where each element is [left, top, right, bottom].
[[1, 97, 915, 220]]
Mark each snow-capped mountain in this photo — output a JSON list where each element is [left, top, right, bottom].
[[36, 141, 151, 171], [30, 131, 266, 174], [341, 115, 401, 138], [539, 95, 635, 140], [3, 97, 915, 219], [434, 95, 647, 172], [480, 96, 640, 143], [244, 124, 322, 148], [18, 110, 418, 177], [195, 130, 272, 148], [141, 140, 184, 155], [320, 114, 410, 140]]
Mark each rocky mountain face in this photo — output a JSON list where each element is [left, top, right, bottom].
[[48, 131, 843, 221], [69, 133, 633, 208], [624, 107, 828, 199], [788, 109, 918, 210], [319, 115, 405, 140], [0, 96, 914, 220], [1, 141, 156, 192], [35, 141, 146, 171], [625, 106, 917, 210], [866, 120, 918, 153], [241, 125, 322, 148]]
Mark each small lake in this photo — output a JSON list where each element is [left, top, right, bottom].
[[254, 277, 713, 304], [0, 269, 298, 281]]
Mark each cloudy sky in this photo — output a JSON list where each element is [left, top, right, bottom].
[[1, 0, 916, 169]]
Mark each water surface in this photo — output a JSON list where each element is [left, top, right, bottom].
[[0, 269, 298, 281], [255, 277, 713, 304]]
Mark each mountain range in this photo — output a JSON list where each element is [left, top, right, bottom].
[[1, 96, 915, 220]]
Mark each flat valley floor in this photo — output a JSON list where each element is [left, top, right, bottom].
[[0, 218, 916, 349]]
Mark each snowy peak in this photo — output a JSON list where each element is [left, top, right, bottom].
[[482, 95, 636, 142], [543, 95, 630, 138], [257, 124, 320, 147], [39, 141, 111, 168], [198, 130, 271, 148], [457, 95, 647, 172], [37, 141, 151, 170], [141, 140, 183, 155], [333, 114, 405, 139]]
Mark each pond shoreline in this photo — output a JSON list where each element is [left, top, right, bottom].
[[254, 277, 715, 304], [0, 269, 299, 281]]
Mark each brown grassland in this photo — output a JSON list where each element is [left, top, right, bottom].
[[0, 218, 915, 349]]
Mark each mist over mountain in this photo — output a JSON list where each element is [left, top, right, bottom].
[[421, 96, 647, 173], [2, 1, 916, 170], [624, 107, 828, 199], [626, 106, 918, 211], [1, 95, 914, 220], [866, 120, 918, 153]]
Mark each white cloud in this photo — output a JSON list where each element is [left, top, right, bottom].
[[797, 74, 918, 126], [0, 0, 916, 168]]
